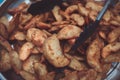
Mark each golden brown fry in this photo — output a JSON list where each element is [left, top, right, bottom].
[[19, 42, 34, 61], [78, 3, 89, 16], [0, 35, 12, 52], [87, 38, 104, 72], [34, 62, 48, 79], [26, 28, 47, 46], [43, 34, 70, 67], [65, 54, 87, 71], [0, 50, 11, 72], [20, 70, 37, 80], [52, 6, 63, 21], [108, 27, 120, 43], [36, 21, 51, 29], [0, 22, 8, 39], [70, 14, 85, 26], [85, 2, 103, 12], [103, 51, 120, 63], [23, 54, 41, 74], [65, 5, 78, 15], [10, 31, 26, 41], [9, 51, 22, 74], [0, 16, 9, 28], [99, 31, 107, 40], [102, 42, 120, 58], [57, 25, 82, 40]]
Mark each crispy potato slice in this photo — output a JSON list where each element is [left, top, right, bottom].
[[0, 35, 12, 52], [19, 42, 34, 61], [23, 54, 41, 74], [87, 38, 104, 72], [20, 70, 37, 80], [102, 42, 120, 58], [9, 50, 22, 74], [26, 28, 47, 46], [0, 50, 11, 72], [57, 25, 82, 40], [108, 27, 120, 43], [70, 14, 85, 26], [52, 6, 63, 21], [43, 34, 70, 67], [34, 62, 48, 79]]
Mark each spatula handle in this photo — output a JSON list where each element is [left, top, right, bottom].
[[96, 0, 112, 21]]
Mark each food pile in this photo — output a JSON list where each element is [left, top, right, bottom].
[[0, 0, 120, 80]]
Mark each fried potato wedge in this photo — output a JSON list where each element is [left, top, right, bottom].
[[0, 35, 12, 52], [9, 51, 22, 74], [10, 31, 26, 41], [34, 62, 48, 79], [102, 42, 120, 58], [23, 54, 41, 74], [108, 27, 120, 43], [19, 42, 34, 61], [103, 51, 120, 63], [70, 14, 85, 26], [87, 38, 104, 72], [26, 28, 47, 46], [52, 6, 63, 21], [0, 50, 11, 72], [43, 34, 70, 67], [20, 70, 37, 80], [65, 5, 78, 15], [0, 22, 8, 39], [57, 25, 82, 40]]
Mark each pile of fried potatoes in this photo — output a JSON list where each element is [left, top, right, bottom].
[[0, 0, 120, 80]]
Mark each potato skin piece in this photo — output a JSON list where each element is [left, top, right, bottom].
[[43, 35, 70, 67]]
